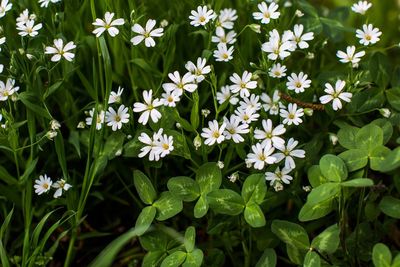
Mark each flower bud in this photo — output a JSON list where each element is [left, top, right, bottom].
[[304, 108, 314, 116], [379, 108, 391, 118], [228, 172, 239, 183], [274, 181, 284, 192], [295, 10, 304, 17], [194, 135, 202, 150], [50, 119, 61, 131], [329, 133, 338, 146], [201, 109, 210, 117], [217, 161, 224, 169], [77, 121, 85, 128], [46, 130, 57, 140], [249, 24, 261, 33]]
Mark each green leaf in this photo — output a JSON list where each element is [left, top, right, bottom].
[[142, 251, 166, 267], [196, 163, 222, 194], [297, 0, 319, 17], [341, 178, 374, 187], [271, 220, 310, 250], [194, 195, 209, 218], [241, 173, 267, 204], [153, 192, 183, 221], [0, 208, 13, 267], [372, 243, 392, 267], [184, 226, 196, 253], [255, 248, 277, 267], [379, 196, 400, 219], [244, 202, 266, 228], [160, 251, 187, 267], [392, 254, 400, 267], [355, 124, 384, 153], [311, 224, 340, 254], [319, 154, 348, 182], [369, 52, 391, 88], [167, 176, 200, 202], [299, 199, 334, 222], [337, 126, 359, 149], [139, 230, 169, 251], [286, 245, 303, 265], [386, 87, 400, 112], [190, 91, 200, 130], [133, 170, 157, 205], [348, 88, 385, 113], [306, 183, 340, 205], [375, 147, 400, 172], [370, 146, 391, 171], [307, 165, 328, 187], [303, 251, 321, 267], [135, 206, 156, 236], [371, 119, 393, 145], [101, 132, 125, 160], [207, 189, 245, 215], [338, 149, 368, 172], [164, 130, 191, 160], [182, 249, 204, 267]]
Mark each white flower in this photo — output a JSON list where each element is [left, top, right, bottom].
[[52, 179, 72, 198], [201, 120, 226, 146], [108, 86, 124, 104], [85, 109, 105, 130], [273, 138, 305, 169], [0, 64, 3, 74], [92, 12, 125, 37], [216, 8, 237, 31], [34, 174, 53, 195], [252, 2, 280, 24], [280, 103, 304, 125], [50, 119, 61, 130], [356, 24, 382, 46], [45, 39, 76, 62], [379, 108, 391, 118], [216, 85, 239, 105], [16, 9, 31, 24], [234, 107, 260, 124], [336, 46, 365, 66], [223, 115, 249, 143], [351, 1, 372, 15], [228, 172, 239, 183], [138, 129, 163, 161], [286, 24, 314, 49], [265, 167, 293, 186], [254, 119, 286, 149], [201, 109, 211, 117], [17, 19, 42, 37], [0, 78, 19, 101], [156, 133, 174, 158], [161, 91, 180, 107], [246, 143, 276, 170], [0, 36, 5, 52], [185, 57, 211, 83], [239, 94, 261, 111], [0, 0, 12, 18], [319, 80, 352, 111], [162, 71, 197, 96], [262, 30, 292, 60], [269, 63, 287, 78], [213, 43, 234, 62], [229, 71, 257, 98], [261, 90, 281, 115], [286, 72, 311, 93], [38, 0, 61, 8], [131, 19, 164, 47], [106, 105, 130, 131], [189, 6, 216, 27], [212, 28, 237, 45], [133, 89, 163, 125]]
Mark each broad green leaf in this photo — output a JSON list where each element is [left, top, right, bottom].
[[370, 146, 391, 171], [307, 165, 328, 187], [183, 249, 204, 267], [194, 195, 209, 218], [297, 0, 319, 17], [392, 254, 400, 267], [337, 126, 359, 149], [142, 251, 166, 267], [319, 154, 348, 182], [372, 243, 392, 267], [207, 189, 245, 215], [153, 192, 183, 221], [379, 196, 400, 219], [133, 170, 157, 205], [184, 226, 196, 253], [164, 130, 191, 160], [160, 251, 187, 267], [135, 206, 156, 236], [371, 119, 393, 145], [271, 220, 310, 250], [306, 183, 340, 205], [244, 202, 266, 228], [139, 230, 169, 251], [369, 52, 391, 88], [338, 149, 368, 172], [286, 245, 303, 265], [348, 88, 385, 113], [355, 124, 384, 153], [241, 173, 267, 204], [255, 248, 277, 267], [101, 132, 125, 160], [299, 199, 334, 222], [386, 87, 400, 112], [311, 224, 340, 254], [196, 163, 222, 194], [375, 147, 400, 172], [167, 177, 200, 202], [304, 251, 321, 267], [341, 178, 374, 187]]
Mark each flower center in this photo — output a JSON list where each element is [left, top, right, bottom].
[[295, 82, 302, 88], [365, 34, 372, 41], [167, 96, 174, 102], [263, 12, 270, 19], [148, 104, 154, 110], [266, 132, 272, 139], [288, 113, 295, 119], [258, 154, 266, 161], [144, 32, 151, 38], [274, 71, 281, 76], [177, 82, 184, 89], [212, 131, 220, 138], [43, 183, 49, 189], [222, 53, 229, 59], [228, 128, 236, 134], [199, 16, 206, 22], [243, 114, 249, 121], [162, 143, 169, 150], [115, 115, 121, 122], [240, 82, 247, 89]]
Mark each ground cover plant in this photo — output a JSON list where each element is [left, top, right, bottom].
[[1, 0, 400, 266]]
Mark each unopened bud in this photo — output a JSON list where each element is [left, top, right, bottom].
[[194, 135, 202, 150], [160, 19, 169, 28], [304, 108, 314, 116], [46, 130, 57, 140], [217, 161, 224, 169], [228, 172, 239, 183], [295, 10, 304, 17], [329, 133, 338, 146], [249, 24, 261, 34], [175, 122, 181, 129], [274, 181, 284, 192], [379, 108, 391, 118], [201, 109, 210, 117], [302, 185, 312, 192], [50, 119, 61, 131], [77, 121, 85, 128]]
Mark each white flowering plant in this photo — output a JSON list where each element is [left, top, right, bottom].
[[0, 0, 400, 266]]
